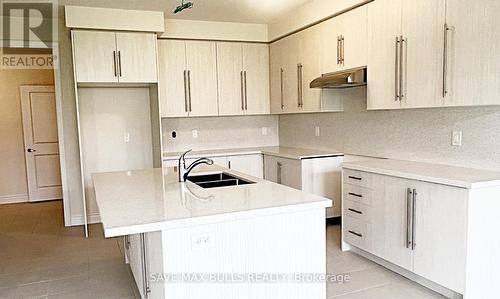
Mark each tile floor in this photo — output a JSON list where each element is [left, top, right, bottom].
[[0, 201, 445, 299]]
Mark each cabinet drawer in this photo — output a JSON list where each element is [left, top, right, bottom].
[[343, 169, 373, 187], [343, 215, 371, 252], [343, 184, 373, 205], [343, 200, 371, 223]]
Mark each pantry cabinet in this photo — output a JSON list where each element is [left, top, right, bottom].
[[72, 30, 157, 83]]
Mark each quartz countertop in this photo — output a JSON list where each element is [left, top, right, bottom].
[[342, 159, 500, 189], [163, 146, 344, 161], [93, 165, 332, 238]]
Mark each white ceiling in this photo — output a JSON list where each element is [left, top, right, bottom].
[[61, 0, 312, 24]]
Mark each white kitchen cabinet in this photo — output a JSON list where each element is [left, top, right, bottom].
[[158, 40, 219, 118], [265, 155, 343, 218], [270, 38, 287, 114], [242, 43, 270, 115], [367, 0, 446, 110], [72, 30, 158, 84], [128, 234, 146, 298], [158, 40, 189, 117], [412, 181, 467, 293], [217, 43, 270, 116], [444, 0, 500, 106], [297, 27, 322, 113], [186, 41, 219, 117], [342, 168, 469, 295], [321, 6, 367, 73], [228, 154, 263, 179]]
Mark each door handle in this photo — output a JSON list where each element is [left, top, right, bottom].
[[183, 70, 189, 112], [395, 36, 401, 101], [244, 71, 248, 110], [411, 188, 417, 250], [280, 68, 284, 110], [240, 71, 245, 111], [187, 70, 192, 112], [140, 233, 151, 298], [27, 148, 36, 153], [406, 188, 413, 249], [399, 36, 406, 100], [337, 36, 341, 65], [442, 24, 452, 98], [113, 51, 117, 77], [297, 63, 303, 108], [340, 35, 345, 65], [348, 208, 363, 215], [117, 51, 122, 77], [277, 162, 282, 184]]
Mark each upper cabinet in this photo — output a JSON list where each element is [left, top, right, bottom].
[[159, 40, 269, 118], [321, 6, 367, 73], [217, 43, 270, 116], [72, 30, 158, 83], [444, 0, 500, 106], [367, 0, 446, 110], [158, 40, 219, 118], [367, 0, 500, 110]]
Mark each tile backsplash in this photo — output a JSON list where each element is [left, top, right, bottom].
[[279, 87, 500, 171], [162, 115, 279, 153]]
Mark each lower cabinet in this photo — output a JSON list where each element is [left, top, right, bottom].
[[342, 169, 467, 294], [264, 155, 343, 218], [126, 232, 164, 299]]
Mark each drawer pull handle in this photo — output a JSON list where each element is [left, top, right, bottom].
[[348, 176, 362, 181], [348, 230, 363, 238], [348, 208, 363, 215], [348, 192, 363, 198]]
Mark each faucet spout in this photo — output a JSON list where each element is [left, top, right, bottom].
[[178, 150, 214, 182]]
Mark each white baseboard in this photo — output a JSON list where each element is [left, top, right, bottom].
[[0, 194, 28, 204], [70, 212, 101, 226]]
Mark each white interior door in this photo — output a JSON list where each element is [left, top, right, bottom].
[[20, 86, 62, 202]]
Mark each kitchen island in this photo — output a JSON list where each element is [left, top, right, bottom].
[[93, 165, 332, 299]]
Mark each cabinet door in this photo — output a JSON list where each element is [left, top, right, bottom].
[[445, 0, 500, 106], [264, 155, 301, 189], [128, 234, 145, 298], [413, 182, 467, 293], [115, 32, 158, 83], [366, 0, 403, 110], [217, 42, 244, 116], [320, 18, 343, 74], [186, 41, 219, 117], [242, 43, 270, 115], [340, 6, 368, 70], [371, 175, 413, 271], [228, 154, 263, 178], [158, 40, 189, 117], [270, 40, 286, 114], [282, 34, 301, 113], [402, 0, 446, 108], [72, 30, 118, 83], [299, 27, 322, 113]]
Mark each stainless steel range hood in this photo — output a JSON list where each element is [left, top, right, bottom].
[[310, 66, 367, 89]]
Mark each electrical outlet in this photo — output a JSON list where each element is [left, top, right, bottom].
[[192, 129, 198, 138], [261, 127, 268, 136], [452, 131, 462, 146], [124, 133, 130, 143], [191, 233, 214, 250], [315, 126, 320, 137]]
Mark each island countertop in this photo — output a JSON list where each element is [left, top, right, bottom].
[[93, 165, 332, 238]]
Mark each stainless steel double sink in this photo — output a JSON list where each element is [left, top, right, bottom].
[[187, 172, 255, 189]]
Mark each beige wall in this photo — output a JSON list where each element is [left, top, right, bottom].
[[279, 87, 500, 172], [0, 49, 55, 203]]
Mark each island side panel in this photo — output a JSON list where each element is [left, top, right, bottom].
[[159, 208, 327, 299]]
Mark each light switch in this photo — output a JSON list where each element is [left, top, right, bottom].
[[192, 129, 198, 138], [124, 133, 130, 143], [191, 233, 214, 250], [452, 131, 462, 146]]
